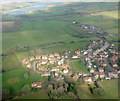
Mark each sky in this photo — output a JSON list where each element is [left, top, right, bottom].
[[1, 0, 119, 3]]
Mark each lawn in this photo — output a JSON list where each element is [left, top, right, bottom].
[[70, 60, 88, 73], [76, 79, 118, 99], [15, 89, 49, 99]]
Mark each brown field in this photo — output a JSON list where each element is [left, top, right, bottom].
[[2, 21, 15, 29], [8, 77, 20, 85]]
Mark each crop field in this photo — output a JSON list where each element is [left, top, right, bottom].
[[70, 60, 88, 73], [76, 79, 118, 99]]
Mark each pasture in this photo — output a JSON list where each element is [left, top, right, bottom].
[[76, 79, 118, 99], [16, 89, 49, 99], [70, 60, 88, 73]]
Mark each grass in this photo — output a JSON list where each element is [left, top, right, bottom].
[[94, 10, 118, 19], [2, 68, 45, 95], [2, 55, 21, 71], [70, 60, 88, 73], [16, 89, 49, 99], [61, 95, 72, 99], [76, 14, 118, 34], [2, 69, 27, 95], [76, 79, 118, 99]]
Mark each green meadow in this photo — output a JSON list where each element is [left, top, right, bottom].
[[77, 79, 118, 99], [70, 60, 88, 73]]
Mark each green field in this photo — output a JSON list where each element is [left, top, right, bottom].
[[70, 60, 88, 73], [95, 10, 118, 19], [61, 95, 72, 99], [15, 89, 49, 99], [2, 68, 45, 95], [77, 79, 118, 99]]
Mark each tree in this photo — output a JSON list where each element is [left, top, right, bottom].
[[93, 87, 105, 95], [58, 86, 64, 96], [47, 84, 53, 92], [52, 89, 58, 96]]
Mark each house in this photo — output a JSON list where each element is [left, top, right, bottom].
[[98, 40, 103, 44], [112, 62, 118, 68], [94, 72, 99, 80], [62, 64, 67, 69], [82, 73, 88, 77], [49, 54, 54, 58], [26, 63, 31, 68], [99, 72, 105, 78], [73, 74, 79, 81], [32, 82, 42, 88], [42, 72, 50, 76], [84, 77, 92, 83], [39, 67, 47, 71], [110, 55, 118, 61], [56, 56, 61, 59], [49, 59, 54, 64], [103, 61, 107, 67], [75, 50, 80, 55], [42, 55, 48, 60], [89, 68, 94, 73], [100, 53, 108, 58], [29, 57, 35, 61], [108, 72, 118, 78], [83, 51, 88, 55], [55, 72, 59, 76], [51, 67, 59, 72], [58, 60, 63, 65], [63, 69, 68, 73], [41, 60, 47, 64], [36, 55, 41, 60], [37, 62, 41, 68], [98, 68, 104, 73], [105, 76, 111, 80], [23, 58, 29, 64], [72, 55, 80, 58], [54, 53, 60, 57]]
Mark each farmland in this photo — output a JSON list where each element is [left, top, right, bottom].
[[2, 2, 119, 100]]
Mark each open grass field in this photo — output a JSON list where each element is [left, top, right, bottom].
[[2, 68, 45, 95], [94, 10, 118, 19], [76, 79, 118, 99], [16, 89, 49, 99], [70, 60, 88, 73], [2, 55, 21, 71]]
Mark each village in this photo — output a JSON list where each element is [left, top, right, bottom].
[[23, 37, 119, 88]]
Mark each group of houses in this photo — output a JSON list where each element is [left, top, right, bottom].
[[93, 42, 110, 56], [80, 24, 105, 34], [110, 54, 120, 70]]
